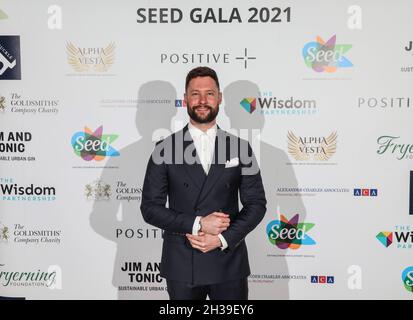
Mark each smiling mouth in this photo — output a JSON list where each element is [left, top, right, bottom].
[[195, 106, 211, 112]]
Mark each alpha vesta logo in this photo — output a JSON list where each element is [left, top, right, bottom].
[[71, 126, 120, 161], [288, 131, 337, 161], [66, 42, 115, 73], [0, 35, 21, 80]]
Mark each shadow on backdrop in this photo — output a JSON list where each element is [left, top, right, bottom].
[[224, 80, 307, 300], [89, 81, 177, 299]]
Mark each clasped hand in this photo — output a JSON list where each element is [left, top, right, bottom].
[[185, 211, 230, 253]]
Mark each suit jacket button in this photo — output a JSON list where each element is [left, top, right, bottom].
[[184, 182, 189, 188]]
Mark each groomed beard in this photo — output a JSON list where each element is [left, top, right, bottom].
[[187, 104, 219, 124]]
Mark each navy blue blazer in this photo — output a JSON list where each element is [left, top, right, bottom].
[[140, 124, 266, 285]]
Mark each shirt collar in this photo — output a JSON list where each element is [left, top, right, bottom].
[[188, 122, 217, 140]]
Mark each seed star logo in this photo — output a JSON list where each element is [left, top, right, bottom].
[[266, 214, 316, 249], [302, 35, 353, 73], [71, 126, 120, 161], [240, 97, 256, 113], [376, 231, 393, 247]]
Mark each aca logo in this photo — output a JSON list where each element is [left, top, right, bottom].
[[71, 126, 120, 161], [311, 276, 334, 284], [302, 35, 353, 73], [402, 266, 413, 292], [175, 99, 186, 107], [266, 214, 316, 249], [353, 188, 378, 197]]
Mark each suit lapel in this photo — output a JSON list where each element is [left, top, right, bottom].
[[181, 125, 206, 190], [196, 128, 227, 204]]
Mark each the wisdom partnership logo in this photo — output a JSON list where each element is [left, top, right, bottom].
[[302, 35, 353, 73], [266, 214, 316, 249], [240, 94, 317, 116], [376, 226, 412, 249], [71, 126, 119, 161]]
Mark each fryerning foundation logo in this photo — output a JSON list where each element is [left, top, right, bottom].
[[71, 126, 120, 161], [266, 214, 316, 250], [0, 35, 21, 80], [287, 131, 337, 161], [0, 264, 57, 287], [66, 42, 115, 73], [376, 136, 413, 160], [302, 35, 353, 73]]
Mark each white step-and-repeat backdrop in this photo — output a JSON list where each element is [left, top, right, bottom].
[[0, 0, 412, 299]]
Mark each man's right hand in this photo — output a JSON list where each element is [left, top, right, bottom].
[[200, 212, 230, 235]]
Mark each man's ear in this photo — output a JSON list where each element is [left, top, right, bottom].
[[218, 92, 222, 104]]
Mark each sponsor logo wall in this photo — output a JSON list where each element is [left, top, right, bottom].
[[1, 0, 412, 299]]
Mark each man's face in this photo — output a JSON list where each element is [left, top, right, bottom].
[[185, 76, 222, 124]]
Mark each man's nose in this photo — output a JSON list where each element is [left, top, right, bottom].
[[199, 94, 207, 105]]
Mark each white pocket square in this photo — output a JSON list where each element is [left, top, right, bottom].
[[225, 157, 239, 168]]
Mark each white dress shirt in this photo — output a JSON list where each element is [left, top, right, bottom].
[[188, 122, 228, 250], [188, 122, 216, 175]]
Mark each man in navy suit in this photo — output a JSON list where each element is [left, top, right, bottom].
[[140, 66, 266, 300]]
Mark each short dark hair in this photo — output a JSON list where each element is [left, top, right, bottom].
[[185, 66, 220, 91]]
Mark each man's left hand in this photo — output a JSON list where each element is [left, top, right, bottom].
[[185, 232, 222, 253]]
